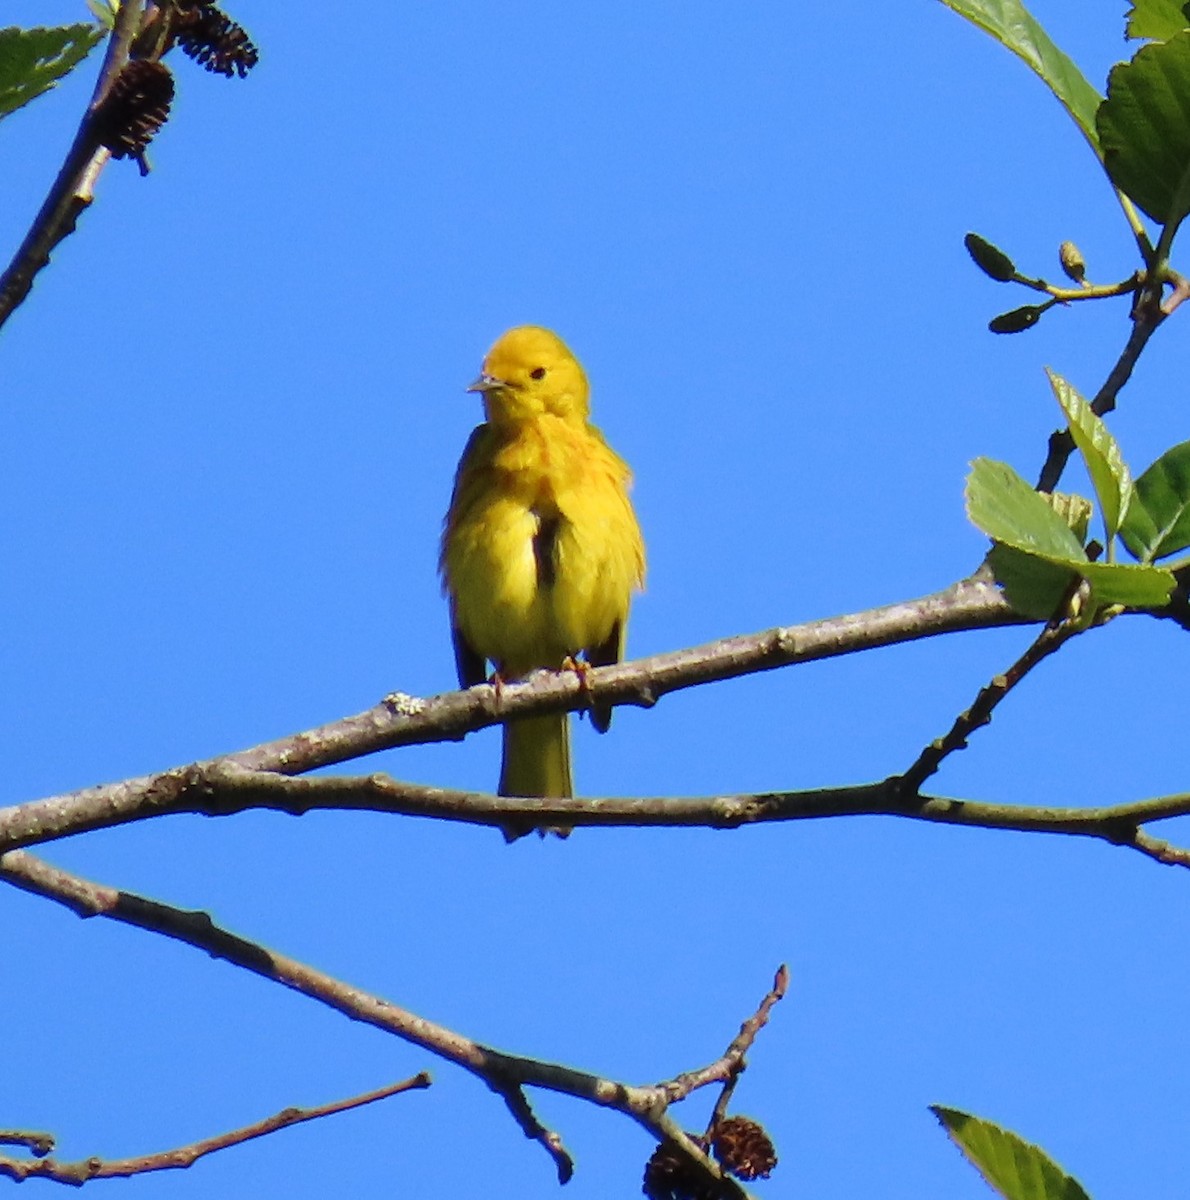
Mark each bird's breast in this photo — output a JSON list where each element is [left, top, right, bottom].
[[444, 416, 642, 676]]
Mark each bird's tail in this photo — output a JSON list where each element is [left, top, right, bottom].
[[499, 714, 573, 837]]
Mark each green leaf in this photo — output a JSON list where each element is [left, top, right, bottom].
[[935, 0, 1104, 156], [1120, 440, 1190, 560], [969, 459, 1173, 611], [1126, 0, 1189, 41], [0, 24, 103, 122], [1046, 369, 1132, 542], [986, 544, 1079, 618], [966, 457, 1088, 561], [932, 1107, 1091, 1200], [989, 546, 1175, 614], [85, 0, 118, 32], [1098, 31, 1190, 227], [1078, 560, 1175, 606], [985, 492, 1091, 618]]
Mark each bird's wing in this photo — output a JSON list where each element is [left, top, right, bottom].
[[442, 425, 496, 689], [585, 617, 624, 734], [450, 610, 489, 689]]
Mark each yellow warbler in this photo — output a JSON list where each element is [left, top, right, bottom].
[[440, 325, 645, 808]]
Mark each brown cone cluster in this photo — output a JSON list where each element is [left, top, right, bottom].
[[642, 1135, 718, 1200], [91, 2, 258, 171], [174, 4, 259, 78], [711, 1115, 778, 1181], [642, 1116, 779, 1198], [94, 60, 175, 161]]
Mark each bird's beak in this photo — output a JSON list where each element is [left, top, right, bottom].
[[466, 373, 505, 393]]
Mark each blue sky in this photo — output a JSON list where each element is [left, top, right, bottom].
[[4, 3, 1189, 1198]]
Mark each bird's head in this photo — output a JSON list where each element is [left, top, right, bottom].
[[468, 325, 590, 424]]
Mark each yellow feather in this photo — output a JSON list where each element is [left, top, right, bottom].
[[440, 326, 645, 817], [500, 715, 572, 800]]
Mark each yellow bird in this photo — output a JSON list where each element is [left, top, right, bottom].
[[440, 325, 645, 805]]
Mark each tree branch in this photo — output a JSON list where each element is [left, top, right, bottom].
[[666, 964, 788, 1109], [7, 753, 1190, 865], [0, 2, 145, 329], [0, 1073, 431, 1185], [898, 591, 1093, 795], [189, 767, 1190, 865], [0, 851, 780, 1192], [1036, 283, 1167, 493], [0, 575, 1028, 851], [0, 1132, 54, 1157], [637, 969, 789, 1199]]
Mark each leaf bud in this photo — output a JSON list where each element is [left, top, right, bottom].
[[1059, 240, 1087, 284], [964, 233, 1016, 282], [988, 305, 1044, 334]]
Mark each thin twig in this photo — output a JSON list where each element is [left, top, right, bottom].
[[488, 1081, 575, 1184], [665, 965, 789, 1108], [0, 1131, 54, 1157], [1036, 285, 1166, 493], [707, 1073, 743, 1137], [0, 1074, 431, 1185], [0, 848, 776, 1191], [0, 1, 143, 330], [1011, 271, 1139, 303], [1161, 269, 1190, 315], [898, 604, 1090, 796], [650, 967, 788, 1198], [1132, 829, 1190, 867]]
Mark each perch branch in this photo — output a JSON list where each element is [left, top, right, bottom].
[[2, 577, 1184, 868], [0, 1074, 431, 1185], [0, 575, 1026, 852]]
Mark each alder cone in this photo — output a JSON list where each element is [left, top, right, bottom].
[[642, 1135, 718, 1200], [94, 60, 175, 159], [711, 1115, 778, 1181], [174, 5, 260, 78]]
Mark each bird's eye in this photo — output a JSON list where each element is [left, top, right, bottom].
[[529, 366, 547, 380]]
